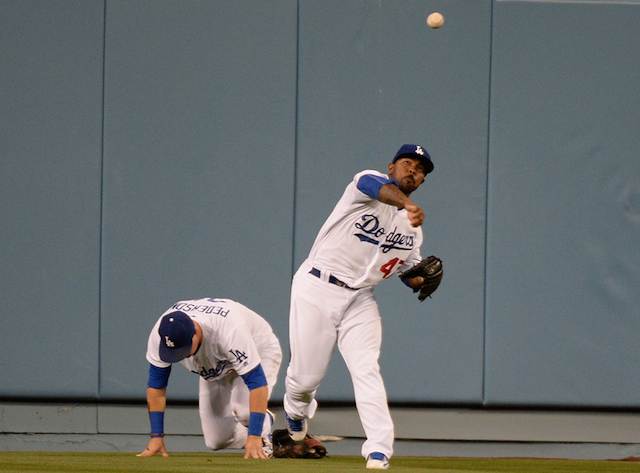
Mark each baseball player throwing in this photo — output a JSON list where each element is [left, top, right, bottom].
[[283, 145, 438, 470], [138, 298, 282, 459]]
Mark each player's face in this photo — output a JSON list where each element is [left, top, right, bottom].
[[187, 322, 203, 357], [388, 157, 426, 195], [187, 335, 200, 357]]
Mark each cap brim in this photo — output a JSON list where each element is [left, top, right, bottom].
[[394, 153, 434, 174], [159, 344, 192, 363], [420, 157, 434, 174]]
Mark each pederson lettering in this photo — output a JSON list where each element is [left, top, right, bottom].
[[172, 302, 229, 317]]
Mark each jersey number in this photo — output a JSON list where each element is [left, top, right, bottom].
[[379, 258, 404, 279]]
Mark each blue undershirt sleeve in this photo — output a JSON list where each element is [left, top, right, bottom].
[[400, 277, 420, 293], [356, 174, 398, 201], [147, 364, 171, 389], [240, 364, 268, 391]]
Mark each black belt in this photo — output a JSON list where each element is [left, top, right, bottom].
[[309, 268, 357, 291]]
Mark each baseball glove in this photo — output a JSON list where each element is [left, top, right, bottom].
[[272, 429, 327, 459], [399, 255, 443, 301]]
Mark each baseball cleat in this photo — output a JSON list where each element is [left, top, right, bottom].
[[262, 410, 275, 458], [285, 412, 308, 442], [366, 452, 389, 470]]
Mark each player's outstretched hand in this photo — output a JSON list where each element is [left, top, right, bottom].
[[137, 437, 169, 457], [404, 202, 424, 227], [244, 435, 269, 459]]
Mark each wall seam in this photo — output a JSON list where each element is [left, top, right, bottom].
[[97, 0, 108, 413], [482, 0, 496, 407], [291, 0, 301, 279]]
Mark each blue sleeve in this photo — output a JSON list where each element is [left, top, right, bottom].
[[148, 364, 171, 389], [356, 174, 398, 200], [240, 364, 268, 391], [400, 276, 420, 292]]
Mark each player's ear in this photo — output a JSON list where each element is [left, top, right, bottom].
[[388, 162, 395, 174]]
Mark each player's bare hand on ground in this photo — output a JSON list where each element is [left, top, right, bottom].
[[137, 437, 169, 457], [405, 202, 425, 227], [244, 435, 268, 459]]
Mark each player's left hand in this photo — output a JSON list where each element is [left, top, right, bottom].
[[399, 256, 443, 301], [244, 435, 268, 459], [406, 275, 425, 290]]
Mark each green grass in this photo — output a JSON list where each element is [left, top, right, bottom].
[[1, 453, 640, 473]]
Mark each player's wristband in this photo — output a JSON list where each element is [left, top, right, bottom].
[[149, 411, 164, 436], [247, 411, 265, 437]]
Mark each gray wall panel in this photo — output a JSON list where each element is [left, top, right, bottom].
[[1, 0, 638, 410], [0, 1, 104, 397], [485, 1, 640, 407], [100, 1, 297, 400], [296, 0, 491, 402]]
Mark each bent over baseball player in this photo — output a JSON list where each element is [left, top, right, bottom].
[[139, 298, 282, 459], [283, 145, 440, 470]]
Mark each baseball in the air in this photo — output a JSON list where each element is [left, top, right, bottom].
[[427, 12, 445, 29]]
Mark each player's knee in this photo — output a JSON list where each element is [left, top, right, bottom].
[[203, 428, 237, 451], [204, 438, 222, 451], [343, 349, 381, 374], [286, 374, 323, 397], [204, 437, 229, 451]]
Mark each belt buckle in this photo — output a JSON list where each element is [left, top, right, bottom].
[[330, 275, 353, 290]]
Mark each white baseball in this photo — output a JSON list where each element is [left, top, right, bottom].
[[427, 12, 444, 29]]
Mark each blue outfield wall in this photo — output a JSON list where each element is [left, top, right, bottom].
[[0, 0, 104, 398], [98, 0, 298, 401], [0, 0, 638, 409], [485, 0, 640, 407], [294, 0, 491, 404]]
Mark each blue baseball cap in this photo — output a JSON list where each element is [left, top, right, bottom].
[[392, 144, 434, 174], [158, 311, 195, 363]]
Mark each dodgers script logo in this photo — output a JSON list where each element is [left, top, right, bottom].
[[354, 215, 414, 253], [193, 360, 232, 380]]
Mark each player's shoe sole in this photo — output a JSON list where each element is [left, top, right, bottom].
[[366, 452, 390, 470], [284, 412, 308, 442]]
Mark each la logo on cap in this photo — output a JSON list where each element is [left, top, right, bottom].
[[158, 311, 196, 363]]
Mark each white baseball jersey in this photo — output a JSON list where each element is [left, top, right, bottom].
[[308, 170, 423, 288], [146, 298, 277, 382]]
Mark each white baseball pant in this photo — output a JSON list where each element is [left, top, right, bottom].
[[284, 261, 394, 459], [198, 340, 282, 450]]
